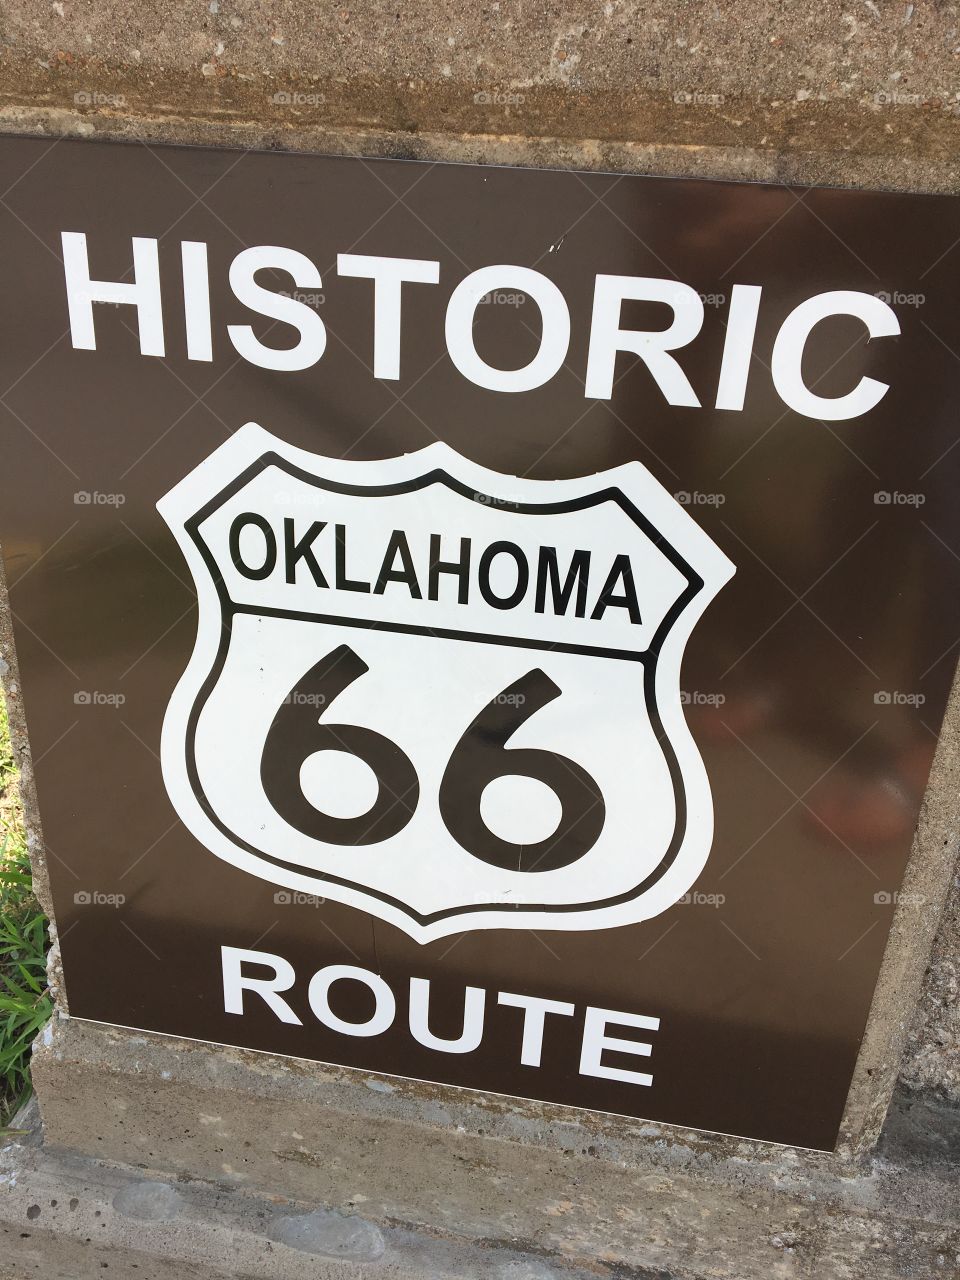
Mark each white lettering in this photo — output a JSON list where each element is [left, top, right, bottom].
[[498, 991, 576, 1067], [58, 232, 899, 421], [227, 245, 327, 371], [337, 254, 440, 379], [221, 945, 302, 1025], [307, 963, 396, 1037], [579, 1006, 660, 1086], [409, 977, 485, 1053], [715, 284, 762, 412], [585, 276, 703, 403], [181, 240, 213, 362], [771, 290, 899, 421], [61, 232, 164, 356], [446, 265, 570, 392], [221, 946, 662, 1085]]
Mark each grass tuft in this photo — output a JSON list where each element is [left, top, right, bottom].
[[0, 688, 51, 1128]]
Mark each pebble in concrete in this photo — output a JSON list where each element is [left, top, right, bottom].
[[364, 1077, 394, 1094], [268, 1207, 385, 1260], [112, 1180, 184, 1221]]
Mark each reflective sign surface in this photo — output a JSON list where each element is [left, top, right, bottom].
[[1, 136, 957, 1149]]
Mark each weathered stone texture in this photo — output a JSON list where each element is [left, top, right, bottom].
[[900, 870, 960, 1098], [3, 1, 960, 162]]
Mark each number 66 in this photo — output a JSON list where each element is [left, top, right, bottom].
[[260, 645, 605, 873]]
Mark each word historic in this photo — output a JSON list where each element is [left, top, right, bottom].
[[61, 235, 899, 420]]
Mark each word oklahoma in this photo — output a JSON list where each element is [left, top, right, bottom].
[[61, 235, 899, 420], [230, 513, 642, 623]]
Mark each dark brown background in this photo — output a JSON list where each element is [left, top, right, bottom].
[[1, 136, 957, 1149]]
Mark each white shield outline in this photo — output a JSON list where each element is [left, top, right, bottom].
[[158, 422, 735, 943]]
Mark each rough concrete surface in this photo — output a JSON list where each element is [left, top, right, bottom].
[[837, 661, 960, 1147], [900, 867, 960, 1100], [2, 1100, 619, 1280], [4, 0, 960, 164], [4, 0, 960, 194], [4, 1061, 960, 1279], [18, 1016, 960, 1279]]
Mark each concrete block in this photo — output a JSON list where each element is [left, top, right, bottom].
[[2, 1101, 615, 1279], [5, 1054, 960, 1279], [18, 1016, 960, 1279], [4, 0, 960, 164]]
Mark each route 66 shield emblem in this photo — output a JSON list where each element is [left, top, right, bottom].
[[157, 424, 734, 942]]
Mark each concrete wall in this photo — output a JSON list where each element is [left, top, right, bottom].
[[3, 0, 960, 192], [3, 0, 960, 197], [0, 0, 957, 1125]]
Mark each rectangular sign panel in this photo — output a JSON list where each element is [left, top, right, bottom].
[[1, 136, 956, 1149]]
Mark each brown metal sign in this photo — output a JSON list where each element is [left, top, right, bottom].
[[1, 136, 956, 1150]]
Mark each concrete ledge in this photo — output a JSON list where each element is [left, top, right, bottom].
[[22, 1016, 960, 1279], [4, 0, 960, 161], [2, 1100, 612, 1280], [4, 103, 960, 197]]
